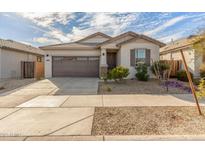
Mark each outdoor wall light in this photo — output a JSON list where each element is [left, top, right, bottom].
[[102, 53, 105, 56]]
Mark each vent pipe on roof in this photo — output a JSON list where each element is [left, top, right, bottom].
[[171, 38, 174, 44], [6, 39, 14, 42]]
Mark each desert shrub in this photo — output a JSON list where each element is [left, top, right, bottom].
[[135, 63, 149, 81], [176, 70, 193, 82], [107, 70, 113, 80], [196, 78, 205, 99], [151, 61, 170, 77], [106, 86, 112, 92], [199, 64, 205, 77], [102, 77, 107, 83], [109, 66, 129, 82], [102, 70, 113, 82]]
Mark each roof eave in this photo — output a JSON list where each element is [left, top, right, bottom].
[[1, 46, 44, 56], [41, 46, 98, 50], [160, 44, 193, 55], [97, 31, 139, 47]]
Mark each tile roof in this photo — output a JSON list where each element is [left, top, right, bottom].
[[0, 39, 44, 55], [160, 35, 203, 53], [40, 42, 98, 50], [40, 31, 165, 50]]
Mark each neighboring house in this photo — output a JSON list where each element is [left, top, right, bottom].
[[160, 35, 204, 77], [0, 39, 44, 80], [40, 31, 164, 78]]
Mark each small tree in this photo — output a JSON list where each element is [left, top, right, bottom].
[[151, 60, 170, 79], [151, 60, 172, 91], [193, 32, 205, 99], [135, 63, 149, 81], [199, 64, 205, 77], [193, 33, 205, 55]]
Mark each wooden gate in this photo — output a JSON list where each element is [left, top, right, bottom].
[[21, 61, 35, 78], [35, 60, 44, 79]]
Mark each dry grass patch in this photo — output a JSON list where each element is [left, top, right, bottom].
[[92, 107, 205, 135]]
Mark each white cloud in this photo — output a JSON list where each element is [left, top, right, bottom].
[[18, 13, 190, 44], [33, 37, 60, 44], [18, 12, 74, 43], [144, 16, 187, 36], [18, 13, 140, 43], [66, 13, 139, 41], [158, 32, 185, 43], [45, 28, 70, 42], [18, 12, 75, 27]]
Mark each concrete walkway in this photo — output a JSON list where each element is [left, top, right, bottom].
[[17, 94, 205, 108], [0, 94, 205, 140], [0, 108, 94, 137]]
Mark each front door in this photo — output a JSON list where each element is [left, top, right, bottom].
[[107, 52, 116, 70]]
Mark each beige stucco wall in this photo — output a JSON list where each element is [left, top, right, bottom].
[[116, 49, 121, 66], [44, 49, 101, 78], [119, 39, 160, 78], [160, 48, 202, 77], [0, 48, 37, 79]]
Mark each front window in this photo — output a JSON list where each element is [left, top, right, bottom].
[[135, 49, 146, 64]]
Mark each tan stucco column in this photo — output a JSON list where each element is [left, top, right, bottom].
[[100, 48, 108, 78]]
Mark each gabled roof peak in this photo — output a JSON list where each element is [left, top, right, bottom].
[[76, 32, 112, 43]]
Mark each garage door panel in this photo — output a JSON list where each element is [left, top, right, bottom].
[[52, 56, 99, 77]]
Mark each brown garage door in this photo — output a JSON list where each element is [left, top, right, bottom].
[[52, 56, 99, 77]]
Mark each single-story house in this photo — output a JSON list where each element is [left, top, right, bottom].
[[0, 39, 44, 80], [40, 31, 165, 79], [160, 35, 205, 77]]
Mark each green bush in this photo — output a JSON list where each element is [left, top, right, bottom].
[[109, 66, 129, 82], [199, 64, 205, 77], [135, 63, 149, 81], [176, 70, 193, 82], [197, 78, 205, 99], [151, 61, 170, 77], [107, 70, 113, 80]]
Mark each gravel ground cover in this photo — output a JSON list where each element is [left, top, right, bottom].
[[98, 79, 191, 94], [92, 107, 205, 135]]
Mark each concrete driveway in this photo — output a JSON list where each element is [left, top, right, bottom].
[[48, 77, 99, 95], [0, 77, 99, 107]]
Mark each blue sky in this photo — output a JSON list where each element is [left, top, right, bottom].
[[0, 12, 205, 47]]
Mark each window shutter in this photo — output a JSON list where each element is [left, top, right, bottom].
[[130, 49, 135, 66], [145, 49, 151, 66]]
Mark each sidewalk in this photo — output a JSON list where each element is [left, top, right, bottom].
[[0, 94, 204, 141], [17, 94, 205, 108]]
